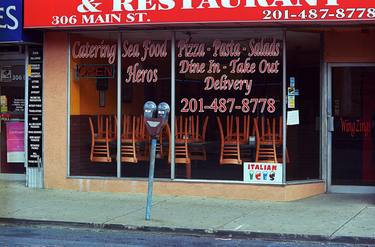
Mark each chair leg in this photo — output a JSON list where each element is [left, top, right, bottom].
[[286, 147, 290, 163], [186, 163, 191, 179], [273, 144, 277, 163]]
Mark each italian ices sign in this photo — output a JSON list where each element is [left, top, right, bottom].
[[243, 162, 283, 184], [24, 0, 375, 28]]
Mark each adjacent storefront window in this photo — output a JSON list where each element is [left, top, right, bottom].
[[68, 29, 322, 183]]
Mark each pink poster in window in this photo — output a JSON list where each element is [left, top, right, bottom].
[[6, 122, 25, 163]]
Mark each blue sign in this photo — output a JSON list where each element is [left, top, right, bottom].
[[0, 0, 41, 43]]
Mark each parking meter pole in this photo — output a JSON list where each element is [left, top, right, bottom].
[[145, 138, 157, 221]]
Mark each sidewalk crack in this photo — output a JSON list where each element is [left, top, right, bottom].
[[214, 212, 249, 230], [100, 196, 179, 225], [329, 206, 368, 239]]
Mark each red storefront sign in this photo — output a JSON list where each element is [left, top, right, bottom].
[[24, 0, 375, 28]]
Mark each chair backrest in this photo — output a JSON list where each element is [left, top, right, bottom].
[[201, 116, 209, 141], [122, 115, 135, 140], [97, 114, 113, 137], [226, 115, 234, 138], [216, 116, 225, 144], [108, 115, 117, 138], [134, 115, 146, 140], [217, 116, 240, 143], [241, 115, 251, 140], [188, 115, 209, 142], [97, 114, 103, 136]]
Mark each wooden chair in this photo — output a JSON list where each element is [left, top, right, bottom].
[[188, 115, 209, 161], [174, 116, 192, 164], [216, 116, 242, 165], [89, 116, 112, 163], [254, 116, 277, 163], [121, 115, 138, 163]]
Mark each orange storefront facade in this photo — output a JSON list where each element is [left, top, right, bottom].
[[23, 0, 375, 199]]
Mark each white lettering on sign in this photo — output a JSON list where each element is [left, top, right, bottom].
[[77, 0, 102, 13], [77, 0, 340, 12], [0, 6, 19, 30], [82, 13, 121, 24], [112, 0, 175, 11], [182, 0, 338, 8]]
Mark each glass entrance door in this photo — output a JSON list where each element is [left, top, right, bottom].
[[0, 59, 26, 175], [330, 66, 375, 190]]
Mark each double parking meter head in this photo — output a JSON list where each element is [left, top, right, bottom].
[[143, 101, 170, 137]]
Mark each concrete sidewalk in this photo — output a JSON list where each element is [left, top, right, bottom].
[[0, 180, 374, 245]]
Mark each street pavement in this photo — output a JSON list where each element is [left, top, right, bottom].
[[0, 224, 369, 247], [0, 180, 374, 245]]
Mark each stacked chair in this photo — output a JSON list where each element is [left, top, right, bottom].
[[88, 115, 112, 163], [216, 116, 242, 165], [253, 116, 289, 163]]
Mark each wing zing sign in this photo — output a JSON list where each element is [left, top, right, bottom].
[[24, 0, 375, 28]]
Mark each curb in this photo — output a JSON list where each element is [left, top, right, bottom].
[[0, 218, 374, 245]]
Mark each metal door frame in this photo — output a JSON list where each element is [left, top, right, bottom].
[[327, 63, 375, 194]]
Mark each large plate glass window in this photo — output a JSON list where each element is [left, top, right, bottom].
[[285, 31, 321, 181], [120, 31, 171, 178], [69, 32, 118, 177], [175, 30, 284, 181]]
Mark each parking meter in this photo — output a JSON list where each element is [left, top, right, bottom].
[[157, 102, 170, 126], [144, 101, 170, 138], [144, 101, 170, 221], [144, 101, 157, 119]]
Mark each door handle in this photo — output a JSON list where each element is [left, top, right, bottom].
[[328, 116, 334, 132]]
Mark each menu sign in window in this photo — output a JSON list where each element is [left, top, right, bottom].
[[27, 47, 43, 167]]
